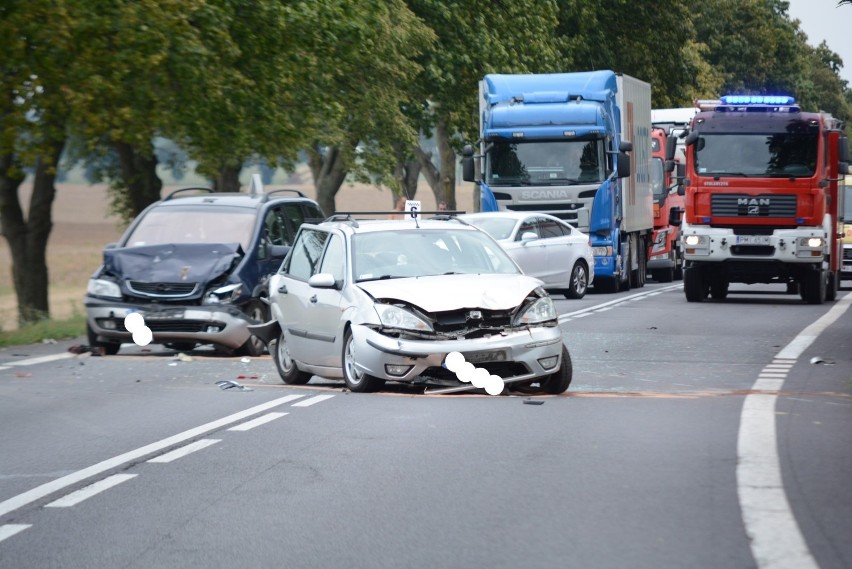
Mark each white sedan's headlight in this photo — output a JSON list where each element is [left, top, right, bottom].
[[514, 296, 557, 325], [87, 278, 121, 299], [375, 304, 433, 332]]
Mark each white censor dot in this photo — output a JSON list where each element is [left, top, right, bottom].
[[444, 351, 505, 395], [124, 312, 152, 346]]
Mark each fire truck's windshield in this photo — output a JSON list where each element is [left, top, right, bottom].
[[651, 157, 665, 199], [694, 133, 818, 178], [486, 139, 606, 186]]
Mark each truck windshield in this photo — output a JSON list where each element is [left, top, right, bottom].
[[695, 133, 818, 178], [486, 139, 605, 186]]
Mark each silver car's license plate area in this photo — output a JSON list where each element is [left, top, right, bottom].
[[462, 349, 508, 364]]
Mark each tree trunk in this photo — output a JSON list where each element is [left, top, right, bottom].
[[308, 144, 350, 215], [415, 119, 459, 210], [0, 140, 64, 326], [393, 142, 422, 201], [214, 164, 242, 192], [114, 140, 163, 218]]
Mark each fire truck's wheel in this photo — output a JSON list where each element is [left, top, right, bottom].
[[684, 269, 705, 302], [709, 280, 729, 300], [800, 270, 827, 304], [565, 262, 589, 299], [826, 271, 839, 301]]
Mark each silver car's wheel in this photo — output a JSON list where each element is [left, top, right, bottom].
[[272, 329, 311, 385], [342, 328, 384, 393], [564, 262, 588, 299]]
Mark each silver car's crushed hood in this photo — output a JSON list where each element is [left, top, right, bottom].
[[357, 273, 542, 312]]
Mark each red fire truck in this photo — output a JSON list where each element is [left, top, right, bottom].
[[674, 96, 849, 303], [647, 126, 686, 281]]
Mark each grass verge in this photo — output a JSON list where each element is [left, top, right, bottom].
[[0, 314, 86, 348]]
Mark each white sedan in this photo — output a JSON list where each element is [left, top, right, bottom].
[[459, 212, 594, 299]]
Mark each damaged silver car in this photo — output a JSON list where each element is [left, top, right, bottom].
[[250, 215, 572, 394]]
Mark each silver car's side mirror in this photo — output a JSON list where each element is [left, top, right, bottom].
[[308, 273, 337, 288]]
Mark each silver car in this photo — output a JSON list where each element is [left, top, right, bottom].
[[250, 216, 571, 394], [459, 212, 594, 299]]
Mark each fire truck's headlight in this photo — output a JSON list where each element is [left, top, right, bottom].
[[802, 237, 823, 248], [684, 235, 704, 247]]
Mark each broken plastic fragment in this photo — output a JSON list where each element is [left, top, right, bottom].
[[809, 356, 835, 365]]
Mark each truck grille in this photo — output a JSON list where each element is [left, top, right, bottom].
[[711, 194, 797, 218], [127, 281, 198, 298]]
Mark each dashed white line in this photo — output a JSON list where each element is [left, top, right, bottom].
[[228, 412, 288, 431], [291, 394, 336, 407], [147, 439, 221, 464], [0, 524, 31, 543], [45, 474, 137, 508], [0, 393, 306, 518]]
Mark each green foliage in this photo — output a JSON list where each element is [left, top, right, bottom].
[[0, 314, 86, 348]]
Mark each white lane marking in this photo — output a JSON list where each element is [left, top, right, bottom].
[[291, 394, 336, 407], [0, 524, 31, 543], [147, 439, 221, 464], [44, 474, 137, 508], [558, 284, 682, 323], [1, 353, 75, 367], [738, 291, 852, 569], [0, 393, 306, 518], [228, 412, 288, 431]]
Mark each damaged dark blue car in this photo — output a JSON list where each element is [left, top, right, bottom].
[[84, 185, 324, 356]]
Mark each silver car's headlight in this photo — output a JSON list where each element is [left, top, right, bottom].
[[514, 296, 557, 325], [375, 304, 433, 332], [203, 283, 242, 305], [87, 278, 121, 299]]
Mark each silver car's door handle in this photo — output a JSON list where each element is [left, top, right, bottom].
[[278, 284, 288, 294], [309, 294, 318, 303]]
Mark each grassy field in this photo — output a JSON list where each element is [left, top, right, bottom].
[[0, 180, 475, 333]]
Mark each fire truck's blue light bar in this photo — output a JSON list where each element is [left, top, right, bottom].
[[721, 95, 795, 105]]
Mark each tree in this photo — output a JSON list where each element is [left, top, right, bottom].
[[0, 0, 75, 325], [405, 0, 566, 211]]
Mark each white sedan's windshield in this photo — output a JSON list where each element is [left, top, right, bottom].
[[124, 207, 257, 249], [462, 217, 517, 241], [354, 229, 519, 281]]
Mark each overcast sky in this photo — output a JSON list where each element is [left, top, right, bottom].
[[786, 0, 852, 84]]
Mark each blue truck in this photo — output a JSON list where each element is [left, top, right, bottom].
[[462, 70, 654, 292]]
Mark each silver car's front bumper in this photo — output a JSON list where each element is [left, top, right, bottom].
[[349, 322, 565, 383], [85, 297, 252, 349]]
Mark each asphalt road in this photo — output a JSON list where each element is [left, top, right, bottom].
[[0, 281, 850, 568]]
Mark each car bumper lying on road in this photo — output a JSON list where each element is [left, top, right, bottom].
[[85, 297, 252, 349], [349, 322, 565, 384]]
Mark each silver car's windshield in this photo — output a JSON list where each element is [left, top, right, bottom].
[[354, 229, 519, 282], [124, 206, 257, 249]]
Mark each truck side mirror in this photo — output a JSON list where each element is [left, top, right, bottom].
[[665, 159, 676, 173], [685, 131, 699, 146], [461, 144, 476, 182], [665, 136, 677, 162], [618, 140, 633, 153], [668, 207, 684, 226], [616, 152, 631, 178], [675, 163, 686, 195]]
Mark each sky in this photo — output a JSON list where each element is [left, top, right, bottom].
[[786, 0, 852, 85]]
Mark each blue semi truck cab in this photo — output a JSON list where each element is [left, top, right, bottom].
[[462, 70, 654, 292]]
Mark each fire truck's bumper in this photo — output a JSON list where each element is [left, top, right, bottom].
[[681, 225, 827, 264]]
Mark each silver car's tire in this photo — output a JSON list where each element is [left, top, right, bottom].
[[564, 262, 589, 299], [272, 329, 311, 385], [342, 328, 384, 393], [539, 345, 572, 394]]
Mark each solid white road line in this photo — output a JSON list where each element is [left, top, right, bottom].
[[228, 412, 288, 432], [1, 352, 75, 367], [146, 439, 221, 464], [291, 394, 336, 407], [738, 291, 852, 569], [0, 524, 32, 543], [44, 474, 137, 508], [558, 284, 683, 322], [0, 393, 306, 518]]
